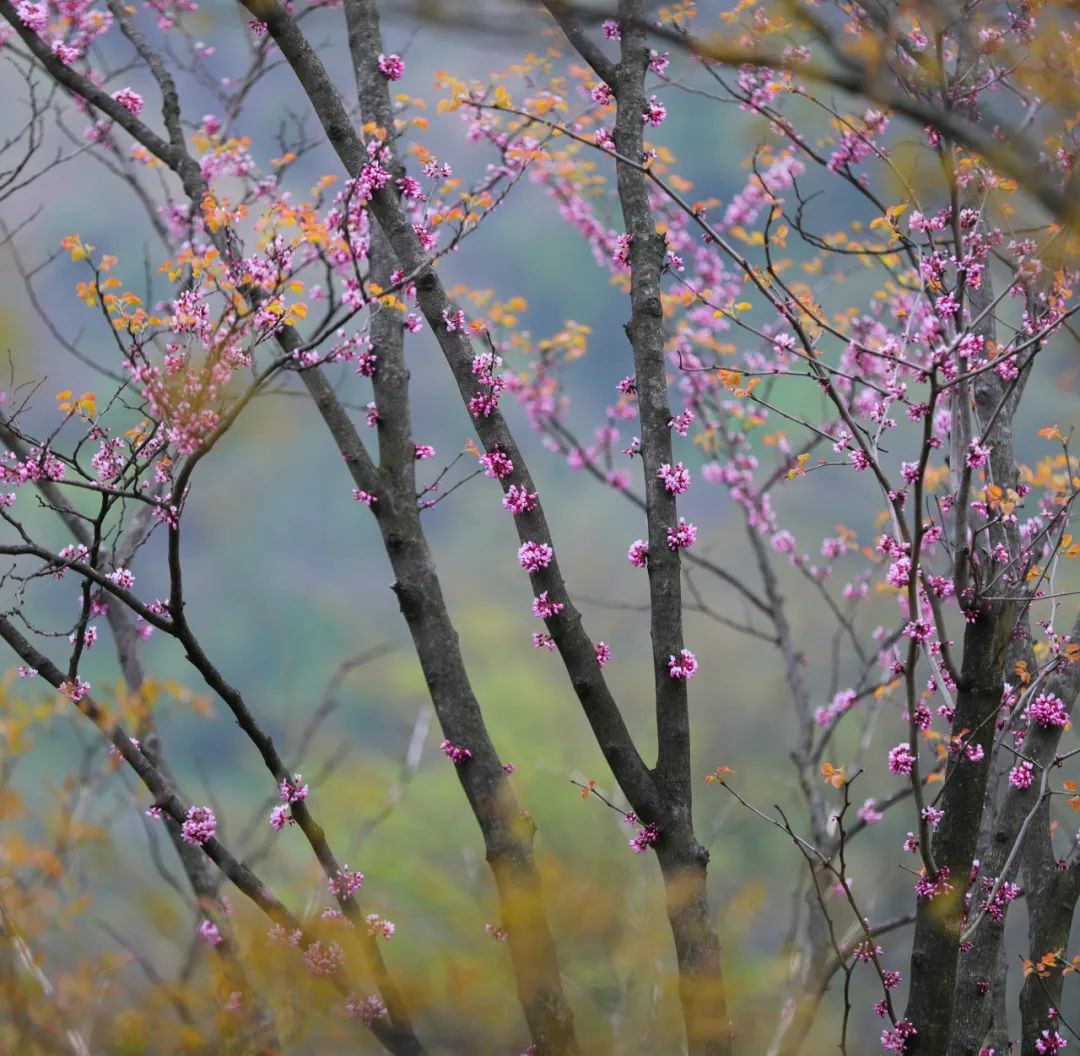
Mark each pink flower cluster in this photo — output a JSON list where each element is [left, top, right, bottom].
[[328, 867, 365, 899], [1036, 1030, 1067, 1055], [112, 87, 144, 115], [978, 876, 1021, 922], [666, 518, 697, 550], [440, 739, 472, 765], [914, 865, 951, 900], [518, 541, 553, 573], [503, 485, 538, 514], [630, 822, 660, 854], [1008, 760, 1035, 789], [858, 799, 883, 824], [346, 995, 388, 1024], [881, 1019, 917, 1053], [270, 804, 294, 831], [532, 591, 564, 618], [480, 449, 514, 479], [377, 53, 404, 80], [814, 689, 856, 728], [1026, 693, 1068, 729], [304, 940, 345, 977], [181, 805, 217, 845], [365, 914, 396, 940], [667, 649, 698, 680], [657, 462, 691, 495], [280, 772, 308, 804], [887, 742, 915, 776]]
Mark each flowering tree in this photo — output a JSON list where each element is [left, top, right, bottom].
[[0, 0, 1077, 1054]]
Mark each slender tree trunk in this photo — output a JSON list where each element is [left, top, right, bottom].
[[905, 600, 1015, 1054], [607, 3, 732, 1051]]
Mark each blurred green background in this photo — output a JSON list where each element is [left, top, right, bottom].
[[0, 2, 1077, 1052]]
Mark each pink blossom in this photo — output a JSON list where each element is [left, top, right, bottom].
[[595, 641, 611, 667], [980, 877, 1020, 922], [882, 1019, 917, 1053], [69, 625, 97, 649], [532, 591, 565, 618], [914, 865, 952, 900], [628, 539, 649, 567], [414, 444, 435, 460], [887, 742, 915, 776], [442, 308, 466, 332], [666, 519, 697, 550], [365, 913, 396, 940], [630, 823, 660, 853], [480, 449, 514, 479], [352, 489, 377, 507], [304, 940, 345, 977], [60, 678, 91, 703], [643, 95, 667, 127], [269, 804, 292, 830], [849, 449, 872, 471], [397, 175, 423, 200], [858, 799, 883, 824], [658, 462, 690, 494], [853, 939, 884, 963], [346, 995, 388, 1024], [181, 805, 217, 845], [198, 920, 222, 946], [903, 620, 934, 643], [1027, 693, 1068, 728], [815, 689, 857, 728], [109, 567, 135, 589], [966, 438, 992, 469], [503, 485, 539, 514], [1008, 761, 1035, 789], [532, 632, 556, 650], [377, 53, 404, 80], [279, 773, 308, 804], [668, 649, 698, 680], [328, 867, 364, 899], [1036, 1030, 1067, 1054], [517, 541, 553, 573], [602, 18, 620, 39], [112, 88, 145, 116], [15, 2, 47, 32], [668, 410, 694, 436], [440, 739, 472, 764]]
